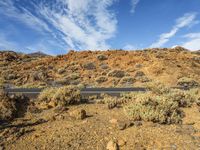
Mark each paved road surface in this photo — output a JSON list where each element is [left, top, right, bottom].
[[4, 87, 190, 98], [4, 87, 147, 98]]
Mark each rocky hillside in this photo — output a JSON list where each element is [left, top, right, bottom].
[[0, 47, 200, 88]]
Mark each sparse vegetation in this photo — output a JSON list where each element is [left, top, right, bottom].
[[37, 86, 83, 109], [95, 76, 108, 83], [83, 62, 96, 70], [123, 83, 200, 124], [177, 77, 199, 88], [0, 90, 29, 122], [108, 70, 125, 78], [124, 92, 183, 124], [97, 54, 108, 61]]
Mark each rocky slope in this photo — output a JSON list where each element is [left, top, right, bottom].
[[0, 47, 200, 88], [1, 48, 200, 150]]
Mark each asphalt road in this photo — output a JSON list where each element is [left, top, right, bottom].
[[4, 87, 190, 98], [4, 87, 147, 98]]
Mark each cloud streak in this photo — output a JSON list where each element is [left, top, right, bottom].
[[150, 13, 198, 48], [0, 0, 118, 51], [182, 33, 200, 50], [130, 0, 140, 14]]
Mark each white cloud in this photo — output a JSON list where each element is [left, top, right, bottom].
[[150, 13, 198, 48], [0, 0, 118, 50], [123, 44, 137, 50], [182, 33, 200, 51], [130, 0, 140, 14]]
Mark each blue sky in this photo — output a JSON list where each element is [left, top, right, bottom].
[[0, 0, 200, 55]]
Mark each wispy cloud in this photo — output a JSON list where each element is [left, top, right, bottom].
[[0, 34, 19, 50], [150, 13, 198, 48], [130, 0, 140, 14], [182, 33, 200, 50], [123, 44, 137, 50], [0, 0, 118, 51]]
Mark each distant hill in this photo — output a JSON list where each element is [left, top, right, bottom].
[[28, 51, 50, 57], [0, 47, 200, 88]]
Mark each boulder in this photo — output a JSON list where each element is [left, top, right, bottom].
[[69, 109, 87, 120]]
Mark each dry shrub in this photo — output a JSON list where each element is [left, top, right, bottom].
[[37, 86, 82, 109], [166, 89, 196, 107], [0, 90, 29, 121], [124, 92, 183, 124], [97, 93, 132, 109], [177, 77, 199, 88], [145, 81, 170, 94], [183, 88, 200, 106], [123, 83, 200, 124], [0, 90, 17, 121]]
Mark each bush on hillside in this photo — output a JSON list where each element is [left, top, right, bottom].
[[177, 77, 199, 88], [83, 62, 96, 70], [124, 92, 183, 124], [97, 54, 108, 61], [123, 83, 200, 124], [108, 70, 125, 78], [37, 86, 83, 109], [145, 81, 170, 94], [95, 76, 108, 83], [0, 90, 29, 121]]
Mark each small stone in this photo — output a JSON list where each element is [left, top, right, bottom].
[[117, 121, 126, 130], [124, 120, 134, 127], [134, 121, 142, 126], [109, 119, 118, 124], [184, 121, 195, 125], [69, 109, 87, 120], [106, 140, 118, 150], [117, 139, 126, 147]]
